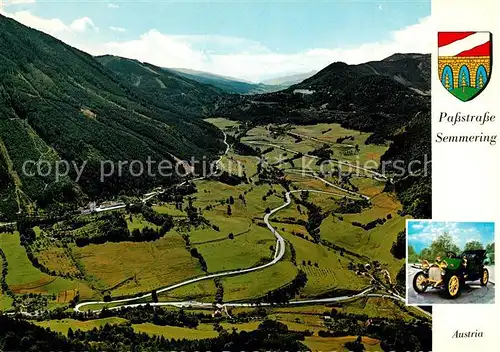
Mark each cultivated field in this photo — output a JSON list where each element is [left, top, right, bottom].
[[73, 233, 203, 297], [0, 118, 416, 351]]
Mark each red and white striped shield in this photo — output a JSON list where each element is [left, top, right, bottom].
[[438, 32, 492, 101]]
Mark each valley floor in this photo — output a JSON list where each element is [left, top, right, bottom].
[[0, 118, 429, 351]]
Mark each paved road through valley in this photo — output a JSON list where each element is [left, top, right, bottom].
[[75, 189, 360, 312], [72, 130, 428, 318]]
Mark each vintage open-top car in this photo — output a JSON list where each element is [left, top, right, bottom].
[[412, 249, 490, 298]]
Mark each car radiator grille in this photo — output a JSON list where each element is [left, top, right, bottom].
[[429, 267, 442, 281]]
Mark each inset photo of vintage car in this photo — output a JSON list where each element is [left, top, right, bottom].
[[406, 220, 495, 305]]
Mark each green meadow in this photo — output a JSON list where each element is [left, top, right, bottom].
[[3, 119, 415, 343]]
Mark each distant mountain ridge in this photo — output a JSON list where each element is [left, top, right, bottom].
[[294, 53, 430, 94], [96, 55, 225, 116], [168, 69, 318, 95], [170, 68, 255, 84], [261, 71, 318, 86], [217, 53, 431, 218], [167, 68, 285, 95]]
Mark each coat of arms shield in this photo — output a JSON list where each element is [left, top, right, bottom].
[[438, 32, 492, 101]]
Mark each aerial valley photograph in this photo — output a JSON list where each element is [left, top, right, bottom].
[[0, 1, 431, 351]]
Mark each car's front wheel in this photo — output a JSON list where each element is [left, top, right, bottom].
[[480, 268, 489, 286], [413, 271, 428, 294], [445, 273, 461, 299]]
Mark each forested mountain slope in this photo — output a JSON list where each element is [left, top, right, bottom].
[[216, 53, 431, 218], [0, 14, 224, 220], [296, 53, 430, 94], [96, 55, 225, 116]]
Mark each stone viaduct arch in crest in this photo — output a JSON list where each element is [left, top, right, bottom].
[[441, 65, 454, 90]]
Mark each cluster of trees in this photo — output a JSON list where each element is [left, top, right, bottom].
[[99, 305, 202, 328], [0, 223, 16, 234], [190, 248, 207, 272], [290, 230, 311, 241], [391, 231, 406, 260], [321, 309, 431, 352], [185, 198, 202, 225], [75, 211, 172, 246], [0, 315, 81, 351], [0, 316, 308, 351], [18, 220, 37, 246], [269, 124, 292, 138], [261, 147, 274, 155], [214, 278, 224, 304], [486, 242, 495, 264], [395, 264, 406, 295], [342, 146, 360, 156], [233, 141, 260, 156], [380, 111, 431, 219], [289, 242, 297, 265], [0, 248, 11, 297], [301, 260, 319, 268], [127, 204, 174, 229], [262, 188, 280, 202], [292, 195, 325, 243], [335, 135, 355, 143], [211, 170, 248, 186], [336, 198, 370, 214], [408, 232, 494, 263], [308, 144, 332, 161], [351, 216, 388, 231], [347, 262, 370, 273], [322, 239, 369, 261], [12, 293, 49, 312], [280, 152, 304, 168], [344, 338, 365, 352], [157, 183, 197, 204]]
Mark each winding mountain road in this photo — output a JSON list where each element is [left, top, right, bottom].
[[82, 287, 375, 311], [1, 128, 426, 319], [246, 140, 388, 182], [75, 132, 425, 317], [75, 188, 354, 312]]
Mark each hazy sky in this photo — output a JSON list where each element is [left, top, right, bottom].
[[408, 221, 495, 254], [1, 0, 431, 81]]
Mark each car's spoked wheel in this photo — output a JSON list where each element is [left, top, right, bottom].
[[445, 274, 461, 298], [413, 272, 428, 294], [480, 268, 489, 286]]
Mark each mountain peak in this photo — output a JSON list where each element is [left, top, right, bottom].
[[382, 53, 430, 62]]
